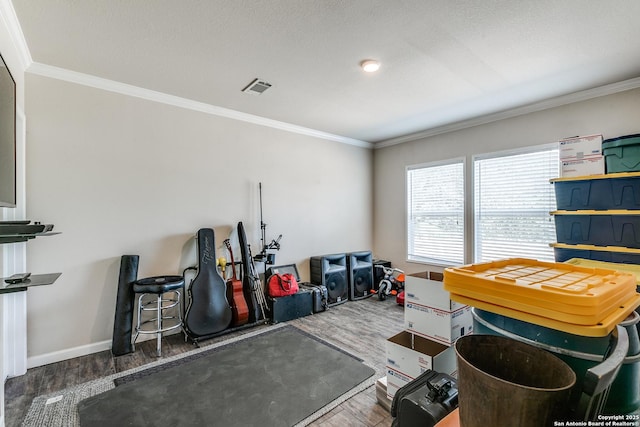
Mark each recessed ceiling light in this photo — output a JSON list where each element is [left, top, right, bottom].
[[360, 60, 380, 73]]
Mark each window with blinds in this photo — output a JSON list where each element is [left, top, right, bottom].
[[473, 147, 559, 262], [407, 160, 464, 265]]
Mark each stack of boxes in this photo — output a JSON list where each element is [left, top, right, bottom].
[[403, 272, 472, 345], [379, 271, 473, 408], [551, 133, 640, 264]]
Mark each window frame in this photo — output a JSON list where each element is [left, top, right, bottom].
[[471, 143, 559, 263], [405, 143, 560, 267], [405, 157, 466, 267]]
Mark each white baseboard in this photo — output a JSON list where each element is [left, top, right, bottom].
[[25, 329, 187, 369], [26, 340, 112, 369]]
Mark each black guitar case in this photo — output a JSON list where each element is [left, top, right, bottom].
[[237, 221, 263, 323], [184, 228, 232, 339]]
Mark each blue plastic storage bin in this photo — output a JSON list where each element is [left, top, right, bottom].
[[551, 172, 640, 210], [552, 210, 640, 248]]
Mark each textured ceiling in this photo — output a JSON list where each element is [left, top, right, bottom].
[[11, 0, 640, 144]]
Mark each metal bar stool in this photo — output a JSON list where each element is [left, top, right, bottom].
[[132, 275, 186, 356]]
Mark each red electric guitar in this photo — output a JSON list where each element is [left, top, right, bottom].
[[224, 239, 249, 326]]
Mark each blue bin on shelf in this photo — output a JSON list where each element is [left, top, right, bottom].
[[552, 172, 640, 210], [553, 210, 640, 248]]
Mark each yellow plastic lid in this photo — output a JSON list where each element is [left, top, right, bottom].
[[443, 273, 634, 309], [551, 242, 640, 254], [445, 282, 627, 325], [444, 258, 636, 308], [550, 171, 640, 183], [449, 292, 640, 337], [551, 209, 640, 215], [564, 258, 640, 284]]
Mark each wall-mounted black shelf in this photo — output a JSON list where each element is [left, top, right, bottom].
[[0, 221, 58, 244], [0, 272, 61, 294], [0, 232, 60, 244]]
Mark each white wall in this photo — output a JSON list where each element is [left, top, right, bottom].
[[373, 87, 640, 275], [23, 73, 373, 365]]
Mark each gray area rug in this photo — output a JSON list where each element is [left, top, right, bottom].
[[22, 324, 375, 427]]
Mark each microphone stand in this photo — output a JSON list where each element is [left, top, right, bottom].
[[254, 182, 281, 265]]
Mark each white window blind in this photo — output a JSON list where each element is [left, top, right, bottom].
[[407, 161, 464, 265], [474, 148, 558, 262]]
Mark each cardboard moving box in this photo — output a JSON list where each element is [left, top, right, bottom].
[[404, 275, 473, 344], [405, 303, 472, 345], [385, 331, 457, 399], [559, 134, 603, 160], [561, 156, 605, 177], [405, 275, 465, 311], [376, 376, 392, 412]]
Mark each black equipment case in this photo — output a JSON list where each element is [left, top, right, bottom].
[[265, 264, 314, 323], [298, 283, 328, 313], [266, 264, 328, 313], [390, 370, 458, 427], [267, 289, 313, 323]]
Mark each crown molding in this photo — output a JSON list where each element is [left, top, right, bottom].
[[0, 0, 33, 70], [26, 62, 372, 149], [375, 77, 640, 149]]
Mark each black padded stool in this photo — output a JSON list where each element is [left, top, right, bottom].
[[132, 275, 186, 357]]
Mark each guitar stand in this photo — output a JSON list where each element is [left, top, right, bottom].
[[186, 318, 269, 347], [182, 259, 270, 347]]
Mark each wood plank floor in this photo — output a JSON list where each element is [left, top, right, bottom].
[[4, 295, 406, 427]]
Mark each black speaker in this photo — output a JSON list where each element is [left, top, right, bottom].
[[310, 253, 348, 306], [348, 251, 374, 300], [112, 255, 139, 356]]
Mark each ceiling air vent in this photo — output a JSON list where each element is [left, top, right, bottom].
[[242, 78, 272, 95]]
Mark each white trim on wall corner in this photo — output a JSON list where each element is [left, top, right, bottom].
[[27, 339, 112, 369], [27, 62, 372, 149], [0, 0, 32, 70], [374, 77, 640, 149]]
